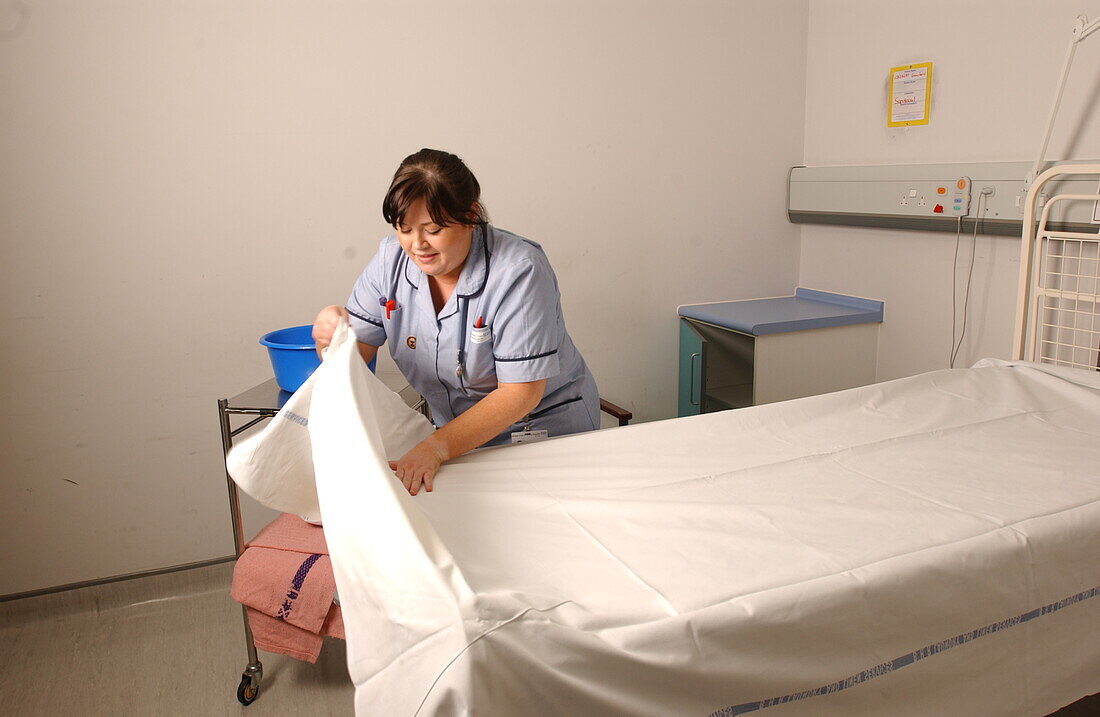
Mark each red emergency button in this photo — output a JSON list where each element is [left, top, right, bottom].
[[933, 204, 944, 213]]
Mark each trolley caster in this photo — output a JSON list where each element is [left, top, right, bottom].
[[237, 661, 263, 706], [237, 673, 260, 705]]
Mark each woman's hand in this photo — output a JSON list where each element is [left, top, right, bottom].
[[389, 436, 449, 496], [312, 305, 347, 356]]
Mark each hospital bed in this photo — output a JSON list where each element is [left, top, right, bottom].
[[224, 163, 1100, 716]]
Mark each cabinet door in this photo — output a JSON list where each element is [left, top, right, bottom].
[[678, 319, 706, 417], [682, 319, 756, 413]]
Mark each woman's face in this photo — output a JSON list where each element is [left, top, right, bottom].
[[395, 199, 474, 283]]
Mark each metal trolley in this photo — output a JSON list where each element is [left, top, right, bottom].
[[216, 379, 286, 706], [217, 378, 630, 705]]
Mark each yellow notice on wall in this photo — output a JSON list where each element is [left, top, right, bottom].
[[888, 62, 932, 127]]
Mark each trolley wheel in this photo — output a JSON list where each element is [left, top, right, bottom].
[[237, 674, 260, 705]]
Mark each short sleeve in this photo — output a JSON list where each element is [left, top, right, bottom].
[[492, 258, 563, 383], [344, 239, 390, 346]]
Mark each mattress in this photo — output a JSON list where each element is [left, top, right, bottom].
[[297, 323, 1100, 716]]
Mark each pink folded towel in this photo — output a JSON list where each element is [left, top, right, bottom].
[[247, 512, 329, 555], [246, 605, 345, 664], [231, 547, 335, 633], [230, 514, 345, 662]]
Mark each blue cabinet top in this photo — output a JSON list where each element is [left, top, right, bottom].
[[678, 288, 883, 336]]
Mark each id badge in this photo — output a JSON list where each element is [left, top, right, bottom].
[[471, 325, 491, 343], [511, 429, 549, 444]]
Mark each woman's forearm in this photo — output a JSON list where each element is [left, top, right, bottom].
[[427, 379, 547, 460], [390, 379, 546, 495]]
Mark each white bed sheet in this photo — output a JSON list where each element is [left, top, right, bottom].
[[297, 324, 1100, 717]]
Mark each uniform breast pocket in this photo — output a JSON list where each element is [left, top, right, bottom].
[[463, 335, 497, 395]]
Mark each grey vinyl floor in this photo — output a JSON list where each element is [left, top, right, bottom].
[[0, 563, 354, 716], [4, 564, 1099, 717]]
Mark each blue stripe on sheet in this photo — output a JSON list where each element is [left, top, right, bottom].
[[708, 584, 1100, 717]]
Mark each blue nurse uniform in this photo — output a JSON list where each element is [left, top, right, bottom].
[[345, 224, 599, 446]]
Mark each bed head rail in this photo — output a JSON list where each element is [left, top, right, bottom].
[[1013, 163, 1100, 368]]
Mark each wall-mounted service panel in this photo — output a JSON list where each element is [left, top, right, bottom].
[[789, 161, 1100, 236]]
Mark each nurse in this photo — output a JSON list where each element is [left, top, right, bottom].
[[312, 148, 599, 496]]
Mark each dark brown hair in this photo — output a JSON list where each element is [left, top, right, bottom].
[[382, 149, 489, 228]]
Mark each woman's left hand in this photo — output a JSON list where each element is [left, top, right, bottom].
[[389, 437, 448, 495]]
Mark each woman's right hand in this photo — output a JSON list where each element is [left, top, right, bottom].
[[312, 305, 347, 355]]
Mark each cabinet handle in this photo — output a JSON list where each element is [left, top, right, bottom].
[[690, 352, 701, 406]]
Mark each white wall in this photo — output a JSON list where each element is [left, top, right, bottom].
[[0, 1, 808, 595], [800, 0, 1100, 380]]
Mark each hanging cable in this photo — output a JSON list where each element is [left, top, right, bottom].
[[950, 192, 988, 368], [950, 215, 963, 366]]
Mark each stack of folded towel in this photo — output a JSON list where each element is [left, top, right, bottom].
[[230, 514, 345, 663]]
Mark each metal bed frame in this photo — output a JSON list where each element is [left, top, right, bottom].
[[1014, 163, 1100, 369], [218, 377, 631, 705]]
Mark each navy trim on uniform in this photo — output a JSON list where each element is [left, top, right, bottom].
[[494, 349, 558, 363], [403, 253, 419, 290], [528, 395, 583, 419], [435, 324, 457, 422], [346, 307, 383, 328]]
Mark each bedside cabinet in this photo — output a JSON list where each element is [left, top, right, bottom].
[[678, 289, 883, 416]]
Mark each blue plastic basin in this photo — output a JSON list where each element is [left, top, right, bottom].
[[260, 324, 376, 393], [260, 325, 320, 393]]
